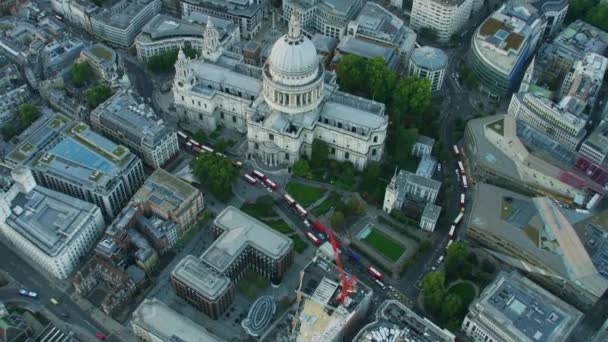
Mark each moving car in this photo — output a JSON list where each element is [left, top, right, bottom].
[[50, 297, 59, 305], [95, 333, 106, 340], [18, 289, 37, 298]]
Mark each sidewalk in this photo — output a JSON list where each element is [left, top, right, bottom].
[[70, 293, 138, 342]]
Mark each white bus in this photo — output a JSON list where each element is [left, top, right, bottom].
[[458, 161, 465, 174], [177, 131, 188, 141], [454, 212, 464, 225], [283, 194, 296, 206], [295, 203, 308, 217], [460, 193, 465, 207], [243, 174, 258, 185], [462, 175, 468, 189], [202, 145, 214, 153], [448, 225, 456, 239], [453, 145, 460, 155]]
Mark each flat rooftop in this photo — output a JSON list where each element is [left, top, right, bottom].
[[410, 46, 448, 71], [93, 0, 157, 30], [93, 89, 172, 147], [296, 256, 373, 341], [202, 207, 293, 272], [471, 271, 582, 341], [354, 300, 455, 342], [137, 13, 236, 43], [468, 183, 608, 297], [321, 101, 387, 130], [337, 36, 398, 67], [181, 0, 261, 17], [422, 203, 441, 222], [192, 61, 262, 96], [6, 186, 98, 257], [171, 255, 231, 301], [134, 167, 200, 214], [131, 298, 222, 341]]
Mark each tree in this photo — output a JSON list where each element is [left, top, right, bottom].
[[420, 27, 438, 41], [481, 259, 496, 274], [255, 195, 275, 217], [335, 54, 367, 94], [393, 127, 418, 169], [18, 104, 38, 128], [419, 239, 433, 253], [421, 271, 446, 314], [71, 62, 92, 87], [566, 0, 596, 23], [391, 77, 431, 124], [330, 210, 345, 230], [85, 84, 112, 109], [347, 197, 367, 216], [359, 163, 384, 202], [0, 122, 18, 141], [445, 241, 469, 280], [193, 129, 207, 143], [147, 47, 198, 72], [191, 152, 238, 201], [366, 57, 396, 105], [292, 159, 311, 178], [585, 3, 608, 31], [310, 139, 329, 169], [441, 293, 463, 321], [467, 252, 479, 265]]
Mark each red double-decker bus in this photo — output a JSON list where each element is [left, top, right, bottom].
[[312, 221, 325, 234], [263, 178, 278, 191], [283, 194, 296, 206], [305, 232, 320, 246], [252, 170, 266, 180], [367, 266, 383, 280]]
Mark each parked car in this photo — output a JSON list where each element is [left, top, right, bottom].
[[95, 333, 106, 340], [18, 289, 37, 298]]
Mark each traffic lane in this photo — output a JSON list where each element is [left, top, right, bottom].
[[0, 242, 113, 340]]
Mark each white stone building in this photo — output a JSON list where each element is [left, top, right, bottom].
[[173, 12, 388, 170], [283, 0, 366, 39], [383, 168, 441, 213], [90, 89, 179, 169], [420, 203, 441, 231], [411, 135, 435, 157], [0, 167, 105, 279], [409, 46, 448, 92], [410, 0, 473, 43]]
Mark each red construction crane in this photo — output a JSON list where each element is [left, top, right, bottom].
[[326, 228, 356, 304]]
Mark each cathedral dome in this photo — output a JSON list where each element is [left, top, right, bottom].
[[266, 11, 321, 86], [268, 35, 318, 78]]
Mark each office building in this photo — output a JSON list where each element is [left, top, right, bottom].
[[79, 43, 121, 81], [180, 0, 263, 39], [137, 214, 178, 255], [5, 114, 145, 219], [346, 2, 417, 67], [91, 0, 161, 48], [535, 20, 608, 83], [466, 183, 608, 309], [558, 53, 608, 111], [171, 255, 234, 319], [0, 85, 30, 128], [333, 36, 400, 70], [410, 0, 473, 43], [409, 46, 448, 92], [51, 0, 99, 33], [42, 37, 84, 77], [467, 0, 546, 99], [174, 11, 388, 171], [135, 13, 240, 62], [283, 0, 366, 39], [90, 89, 179, 169], [354, 299, 455, 342], [132, 168, 204, 236], [0, 166, 105, 279], [286, 257, 373, 341], [171, 206, 293, 318], [462, 271, 583, 341], [131, 298, 223, 342], [580, 122, 608, 165], [508, 92, 587, 150]]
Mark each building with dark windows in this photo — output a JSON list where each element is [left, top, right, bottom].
[[171, 206, 293, 319], [179, 0, 264, 39], [4, 113, 145, 220]]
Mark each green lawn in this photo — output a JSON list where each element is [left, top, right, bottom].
[[291, 235, 308, 254], [448, 282, 476, 307], [238, 271, 269, 299], [262, 219, 293, 234], [240, 200, 276, 219], [286, 183, 326, 207], [362, 229, 405, 262], [312, 192, 341, 216]]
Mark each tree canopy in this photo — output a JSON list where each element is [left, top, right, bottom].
[[191, 152, 238, 201], [85, 84, 112, 109], [147, 47, 198, 72], [311, 139, 329, 169], [421, 271, 446, 314], [18, 104, 38, 128], [292, 159, 311, 178], [71, 61, 92, 87], [330, 210, 345, 230]]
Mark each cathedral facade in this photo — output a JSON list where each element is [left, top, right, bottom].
[[173, 12, 388, 170]]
